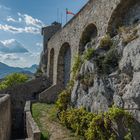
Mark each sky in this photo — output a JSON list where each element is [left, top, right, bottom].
[[0, 0, 88, 68]]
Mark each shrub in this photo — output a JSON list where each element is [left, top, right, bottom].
[[0, 73, 29, 90], [99, 34, 113, 50], [85, 107, 133, 140], [80, 72, 94, 87], [71, 54, 83, 80], [118, 26, 138, 45], [59, 108, 95, 135], [59, 106, 133, 140], [95, 48, 119, 75], [56, 90, 71, 111], [83, 48, 95, 60], [102, 48, 119, 74]]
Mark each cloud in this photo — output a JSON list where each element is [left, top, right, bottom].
[[0, 53, 21, 61], [36, 42, 42, 47], [0, 39, 29, 53], [0, 51, 40, 67], [6, 16, 17, 22], [18, 12, 44, 28], [0, 24, 40, 34], [0, 5, 11, 11]]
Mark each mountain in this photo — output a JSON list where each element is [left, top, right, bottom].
[[0, 62, 38, 79], [0, 39, 28, 53], [0, 42, 9, 53], [23, 64, 38, 73]]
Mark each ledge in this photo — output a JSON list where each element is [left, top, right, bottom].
[[24, 101, 41, 140], [0, 94, 10, 105]]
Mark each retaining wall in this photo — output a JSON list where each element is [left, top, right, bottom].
[[0, 94, 11, 140], [0, 76, 50, 139], [24, 101, 41, 140]]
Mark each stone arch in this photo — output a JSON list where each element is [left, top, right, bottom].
[[79, 23, 97, 53], [49, 48, 54, 84], [57, 43, 71, 87], [107, 0, 140, 37]]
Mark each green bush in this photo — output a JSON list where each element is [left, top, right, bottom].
[[85, 107, 133, 140], [0, 73, 29, 90], [59, 106, 133, 140], [56, 54, 84, 112], [80, 72, 94, 87], [56, 90, 71, 111], [102, 48, 119, 74], [59, 108, 95, 135], [83, 48, 95, 60], [99, 34, 113, 50], [95, 48, 119, 75], [71, 54, 83, 80]]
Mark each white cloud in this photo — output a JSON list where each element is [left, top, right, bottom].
[[6, 16, 16, 22], [0, 24, 40, 34], [0, 51, 40, 67], [18, 18, 22, 22], [0, 53, 21, 61], [18, 12, 44, 28], [36, 42, 42, 47]]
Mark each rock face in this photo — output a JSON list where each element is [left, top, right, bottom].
[[71, 24, 140, 122]]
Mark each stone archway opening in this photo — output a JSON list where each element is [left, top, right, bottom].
[[49, 48, 54, 84], [57, 43, 71, 88], [79, 23, 97, 54], [107, 0, 140, 37]]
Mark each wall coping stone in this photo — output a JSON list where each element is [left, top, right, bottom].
[[24, 100, 41, 140], [0, 94, 10, 105]]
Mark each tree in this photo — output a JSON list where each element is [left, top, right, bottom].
[[0, 73, 29, 90]]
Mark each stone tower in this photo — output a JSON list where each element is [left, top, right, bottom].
[[39, 22, 61, 73]]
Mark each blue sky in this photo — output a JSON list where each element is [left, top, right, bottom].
[[0, 0, 88, 67]]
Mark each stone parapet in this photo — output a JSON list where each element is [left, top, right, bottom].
[[24, 101, 41, 140], [0, 94, 11, 140], [39, 84, 63, 103]]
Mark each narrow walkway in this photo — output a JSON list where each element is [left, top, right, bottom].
[[32, 103, 84, 140]]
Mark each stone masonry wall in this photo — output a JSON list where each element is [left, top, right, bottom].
[[0, 76, 50, 139], [43, 0, 123, 86], [39, 0, 140, 103], [0, 94, 11, 140], [24, 101, 41, 140]]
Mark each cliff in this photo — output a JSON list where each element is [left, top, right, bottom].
[[71, 24, 140, 121]]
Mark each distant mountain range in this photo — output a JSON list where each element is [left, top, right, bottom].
[[0, 62, 38, 79]]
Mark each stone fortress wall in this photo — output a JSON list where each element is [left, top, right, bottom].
[[0, 76, 50, 139], [0, 94, 11, 140], [0, 0, 139, 139], [39, 0, 140, 102]]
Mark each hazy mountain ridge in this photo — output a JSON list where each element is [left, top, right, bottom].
[[0, 39, 28, 53], [0, 62, 38, 79]]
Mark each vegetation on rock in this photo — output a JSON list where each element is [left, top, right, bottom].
[[78, 72, 95, 88], [118, 26, 139, 45], [56, 90, 71, 111], [102, 48, 119, 74], [96, 47, 119, 75], [71, 54, 83, 80], [55, 32, 135, 140], [58, 106, 133, 140], [86, 106, 133, 140], [59, 108, 95, 135], [99, 34, 113, 50], [83, 48, 95, 60], [0, 73, 29, 90]]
